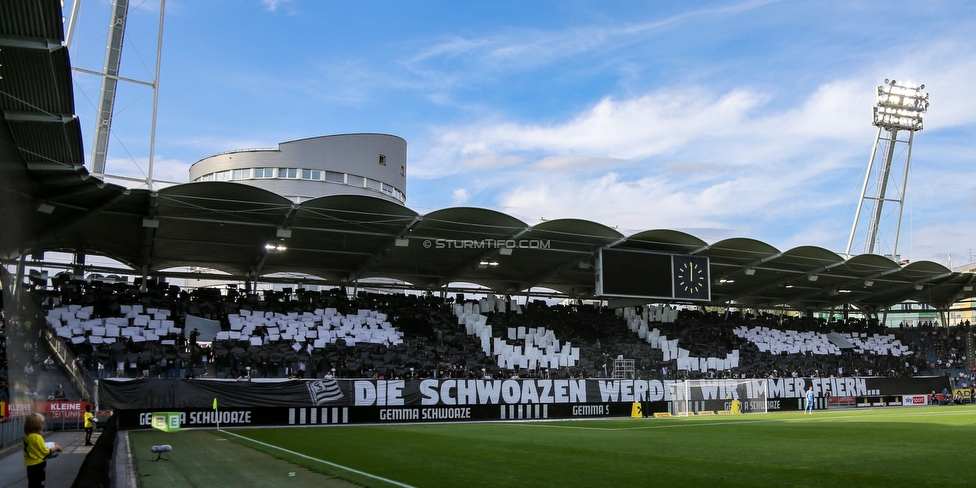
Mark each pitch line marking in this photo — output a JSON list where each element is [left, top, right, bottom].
[[519, 408, 976, 431], [220, 429, 416, 488]]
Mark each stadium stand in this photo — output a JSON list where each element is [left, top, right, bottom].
[[20, 278, 974, 388], [1, 309, 8, 401]]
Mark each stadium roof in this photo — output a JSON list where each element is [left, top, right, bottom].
[[3, 1, 975, 314]]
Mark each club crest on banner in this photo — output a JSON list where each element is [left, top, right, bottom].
[[307, 379, 344, 405]]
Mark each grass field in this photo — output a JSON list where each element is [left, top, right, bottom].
[[130, 406, 976, 487]]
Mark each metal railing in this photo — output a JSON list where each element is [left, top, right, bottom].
[[0, 414, 88, 452], [0, 416, 27, 450], [40, 326, 95, 400]]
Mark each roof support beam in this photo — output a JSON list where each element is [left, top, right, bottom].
[[433, 226, 533, 288], [26, 188, 131, 255], [250, 203, 302, 278], [139, 191, 159, 271], [514, 237, 627, 294], [25, 162, 85, 172], [345, 215, 423, 282], [869, 271, 956, 309], [3, 112, 75, 123], [0, 35, 61, 51], [942, 274, 976, 309], [722, 258, 846, 303]]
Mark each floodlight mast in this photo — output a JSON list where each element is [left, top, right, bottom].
[[844, 80, 929, 260], [88, 0, 130, 178], [69, 0, 167, 190]]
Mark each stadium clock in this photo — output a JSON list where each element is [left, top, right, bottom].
[[673, 255, 710, 301]]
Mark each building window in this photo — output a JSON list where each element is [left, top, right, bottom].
[[232, 169, 251, 180], [378, 154, 386, 165], [325, 171, 344, 183], [366, 179, 381, 191], [302, 169, 311, 179], [278, 168, 298, 179], [254, 168, 273, 178], [381, 183, 395, 195], [347, 175, 365, 187], [401, 165, 405, 176], [311, 170, 322, 180]]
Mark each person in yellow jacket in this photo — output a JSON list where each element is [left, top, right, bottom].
[[84, 405, 96, 446], [23, 413, 61, 488]]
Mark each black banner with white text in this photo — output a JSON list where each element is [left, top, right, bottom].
[[101, 376, 949, 428]]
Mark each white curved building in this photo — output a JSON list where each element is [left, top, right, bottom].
[[189, 134, 407, 204]]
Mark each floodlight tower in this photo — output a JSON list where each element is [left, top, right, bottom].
[[65, 0, 167, 189], [844, 79, 929, 259]]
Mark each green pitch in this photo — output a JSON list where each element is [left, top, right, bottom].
[[131, 406, 976, 487]]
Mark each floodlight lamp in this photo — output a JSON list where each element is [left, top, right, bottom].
[[914, 284, 924, 291], [873, 79, 928, 131], [265, 242, 287, 252], [807, 274, 819, 282], [744, 268, 756, 276], [37, 203, 55, 214], [864, 280, 874, 288]]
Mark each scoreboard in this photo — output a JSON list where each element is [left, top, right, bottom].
[[595, 249, 710, 301]]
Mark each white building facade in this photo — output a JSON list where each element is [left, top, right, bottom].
[[189, 134, 407, 204]]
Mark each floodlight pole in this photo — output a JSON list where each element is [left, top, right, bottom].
[[88, 0, 130, 177], [145, 0, 166, 190], [64, 0, 82, 49], [865, 127, 899, 255], [844, 80, 928, 259], [72, 0, 166, 188]]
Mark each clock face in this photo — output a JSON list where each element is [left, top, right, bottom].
[[673, 255, 709, 300], [677, 261, 706, 294]]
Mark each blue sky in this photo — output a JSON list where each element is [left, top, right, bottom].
[[63, 0, 976, 266]]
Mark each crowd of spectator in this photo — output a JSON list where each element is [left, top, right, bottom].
[[3, 275, 973, 397], [1, 307, 9, 401], [660, 311, 932, 380]]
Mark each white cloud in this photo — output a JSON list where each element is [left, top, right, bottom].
[[411, 42, 976, 254], [459, 154, 524, 171], [884, 41, 976, 130], [414, 87, 768, 177], [261, 0, 291, 13], [408, 0, 777, 71], [452, 188, 469, 205]]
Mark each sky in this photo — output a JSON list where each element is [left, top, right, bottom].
[[61, 0, 976, 267]]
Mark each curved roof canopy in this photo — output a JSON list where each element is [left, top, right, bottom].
[[3, 1, 975, 313]]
